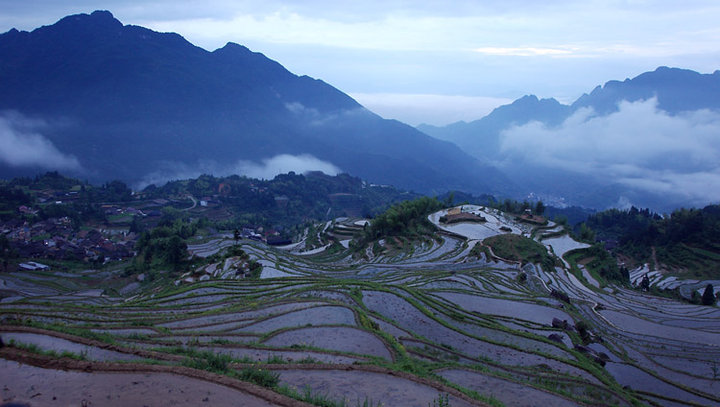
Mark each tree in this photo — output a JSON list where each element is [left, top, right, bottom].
[[444, 191, 455, 207], [578, 223, 596, 243], [103, 180, 132, 201], [0, 234, 16, 272], [233, 229, 241, 245], [701, 284, 717, 306], [640, 274, 650, 291], [129, 215, 143, 234], [165, 235, 187, 270], [534, 200, 545, 216]]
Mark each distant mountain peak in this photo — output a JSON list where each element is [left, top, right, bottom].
[[218, 42, 250, 51], [0, 10, 511, 196], [54, 10, 122, 29], [512, 94, 562, 106], [90, 10, 115, 19], [572, 66, 720, 114]]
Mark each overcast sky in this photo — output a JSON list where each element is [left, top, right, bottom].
[[1, 1, 719, 126]]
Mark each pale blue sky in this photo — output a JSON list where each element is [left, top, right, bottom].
[[1, 0, 719, 125]]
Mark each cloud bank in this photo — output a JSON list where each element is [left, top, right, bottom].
[[235, 154, 341, 179], [0, 112, 81, 170], [138, 154, 341, 189], [500, 98, 720, 204]]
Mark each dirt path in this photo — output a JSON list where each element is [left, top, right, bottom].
[[182, 194, 197, 211]]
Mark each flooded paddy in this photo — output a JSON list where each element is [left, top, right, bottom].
[[90, 328, 158, 336], [157, 301, 323, 329], [3, 210, 719, 406], [435, 291, 573, 325], [605, 362, 718, 405], [541, 235, 590, 258], [599, 309, 720, 344], [278, 369, 478, 407], [1, 332, 142, 361], [231, 306, 356, 333], [264, 326, 392, 360], [362, 290, 586, 377], [198, 346, 365, 364], [438, 368, 582, 407], [0, 359, 282, 407]]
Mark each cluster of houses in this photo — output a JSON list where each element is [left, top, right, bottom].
[[1, 215, 137, 264]]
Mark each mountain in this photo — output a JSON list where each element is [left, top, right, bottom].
[[419, 67, 720, 210], [572, 66, 720, 115], [418, 95, 569, 161], [0, 11, 512, 195]]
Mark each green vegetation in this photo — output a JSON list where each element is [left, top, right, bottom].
[[237, 365, 281, 388], [487, 198, 545, 216], [7, 339, 88, 361], [483, 234, 559, 272], [179, 349, 389, 407], [701, 284, 717, 306], [0, 234, 17, 271], [4, 170, 716, 407], [198, 244, 263, 279], [566, 244, 627, 283], [181, 350, 284, 389], [356, 196, 445, 244], [428, 393, 450, 407], [182, 349, 234, 374], [276, 385, 382, 407], [146, 172, 414, 236], [585, 205, 720, 278], [133, 218, 203, 273]]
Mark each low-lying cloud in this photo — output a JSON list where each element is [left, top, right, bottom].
[[0, 111, 80, 170], [500, 98, 720, 204], [234, 154, 341, 179], [138, 154, 341, 189]]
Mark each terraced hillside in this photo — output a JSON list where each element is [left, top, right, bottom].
[[1, 207, 719, 406]]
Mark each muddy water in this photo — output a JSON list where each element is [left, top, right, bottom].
[[264, 326, 392, 360], [90, 328, 156, 336], [604, 362, 717, 405], [232, 306, 356, 334], [202, 346, 363, 364], [159, 302, 324, 329], [435, 292, 574, 325], [600, 309, 720, 345], [0, 359, 281, 407], [362, 290, 589, 378], [278, 369, 478, 407], [2, 332, 141, 362], [438, 368, 579, 407]]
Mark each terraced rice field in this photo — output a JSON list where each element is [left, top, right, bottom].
[[1, 208, 718, 406]]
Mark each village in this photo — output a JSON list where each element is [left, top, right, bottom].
[[0, 172, 377, 272]]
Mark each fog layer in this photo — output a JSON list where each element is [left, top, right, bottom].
[[500, 98, 720, 203]]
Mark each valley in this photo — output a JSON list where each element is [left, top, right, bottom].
[[1, 8, 719, 407], [2, 203, 718, 406]]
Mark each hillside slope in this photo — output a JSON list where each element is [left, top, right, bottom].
[[0, 11, 513, 195]]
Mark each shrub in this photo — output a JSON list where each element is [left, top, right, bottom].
[[238, 366, 280, 388], [701, 284, 717, 306]]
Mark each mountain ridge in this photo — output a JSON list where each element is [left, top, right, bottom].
[[418, 66, 720, 210], [0, 11, 513, 196], [419, 66, 720, 141]]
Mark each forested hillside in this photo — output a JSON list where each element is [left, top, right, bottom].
[[584, 205, 720, 279]]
